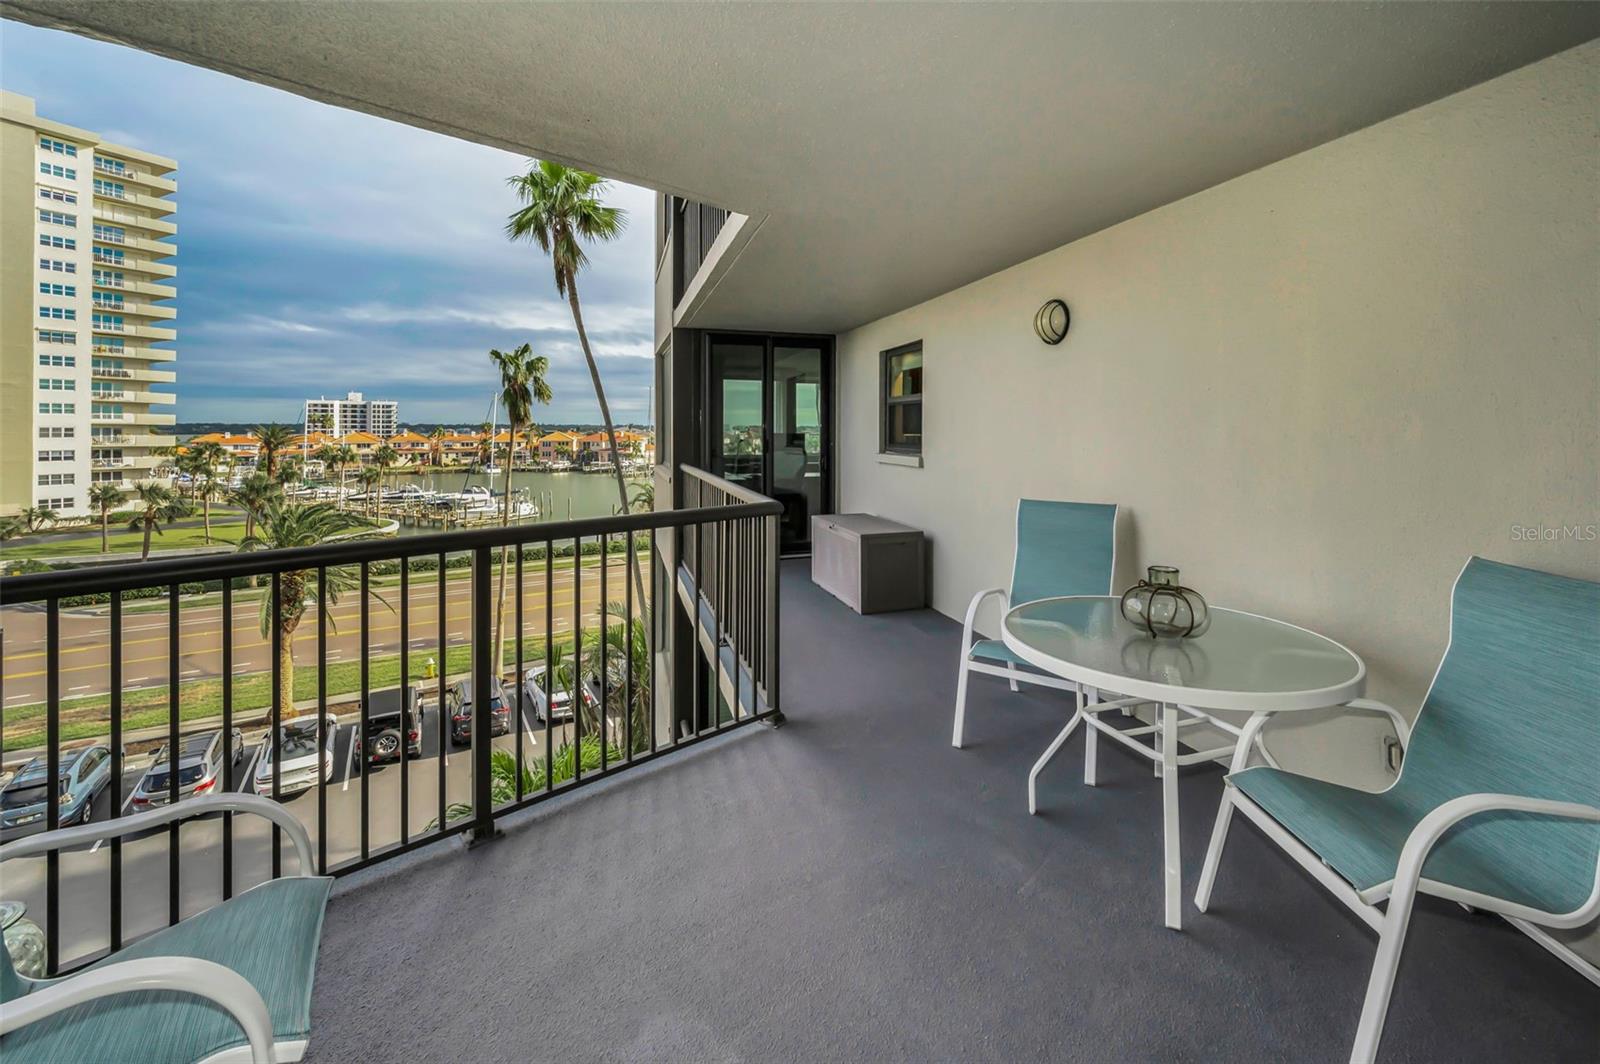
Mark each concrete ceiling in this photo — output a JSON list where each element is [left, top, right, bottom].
[[9, 2, 1597, 334]]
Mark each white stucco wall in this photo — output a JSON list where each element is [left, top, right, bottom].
[[837, 41, 1599, 786]]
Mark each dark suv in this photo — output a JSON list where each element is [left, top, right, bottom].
[[447, 678, 511, 747], [360, 683, 424, 766]]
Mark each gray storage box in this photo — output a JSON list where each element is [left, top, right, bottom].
[[810, 513, 926, 614]]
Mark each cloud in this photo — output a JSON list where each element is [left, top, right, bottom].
[[1, 22, 657, 424]]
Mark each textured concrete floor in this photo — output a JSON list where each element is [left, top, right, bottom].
[[305, 562, 1597, 1063]]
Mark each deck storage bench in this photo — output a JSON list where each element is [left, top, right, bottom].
[[810, 513, 926, 614]]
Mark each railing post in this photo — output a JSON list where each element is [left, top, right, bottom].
[[470, 545, 500, 844], [765, 512, 784, 727]]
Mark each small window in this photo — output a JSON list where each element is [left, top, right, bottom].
[[880, 341, 923, 456]]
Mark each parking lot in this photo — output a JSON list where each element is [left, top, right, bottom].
[[1, 693, 582, 968]]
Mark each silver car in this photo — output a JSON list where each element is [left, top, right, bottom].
[[253, 714, 339, 799], [520, 665, 599, 725], [130, 728, 244, 810]]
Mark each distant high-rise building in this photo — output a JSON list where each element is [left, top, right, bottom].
[[305, 391, 398, 438], [2, 92, 179, 519]]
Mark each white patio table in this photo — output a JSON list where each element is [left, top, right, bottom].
[[1003, 595, 1376, 930]]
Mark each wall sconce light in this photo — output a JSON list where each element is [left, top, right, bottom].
[[1033, 299, 1070, 345]]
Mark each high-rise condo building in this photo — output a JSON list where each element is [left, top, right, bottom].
[[2, 91, 178, 520], [304, 392, 398, 437]]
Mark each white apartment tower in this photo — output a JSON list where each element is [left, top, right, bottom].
[[2, 92, 178, 519], [305, 392, 398, 437]]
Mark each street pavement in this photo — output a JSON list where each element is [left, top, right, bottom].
[[2, 558, 649, 709]]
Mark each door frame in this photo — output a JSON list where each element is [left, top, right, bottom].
[[701, 330, 835, 553]]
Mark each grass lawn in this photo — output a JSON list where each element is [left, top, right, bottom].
[[5, 521, 250, 560], [2, 631, 601, 753]]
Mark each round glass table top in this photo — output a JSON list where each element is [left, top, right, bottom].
[[1002, 596, 1365, 712]]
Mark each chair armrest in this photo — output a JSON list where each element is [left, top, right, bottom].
[[1393, 793, 1600, 918], [1341, 698, 1411, 748], [960, 587, 1008, 651], [0, 793, 315, 875], [0, 956, 276, 1063]]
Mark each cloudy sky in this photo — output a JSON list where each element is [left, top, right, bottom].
[[3, 22, 657, 426]]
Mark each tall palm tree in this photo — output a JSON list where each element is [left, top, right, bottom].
[[427, 427, 448, 469], [239, 502, 368, 719], [229, 471, 281, 541], [475, 423, 494, 469], [188, 440, 227, 544], [127, 482, 188, 561], [372, 444, 400, 496], [487, 343, 553, 672], [356, 465, 384, 522], [22, 506, 58, 533], [87, 483, 125, 552], [254, 423, 296, 478], [506, 160, 644, 604]]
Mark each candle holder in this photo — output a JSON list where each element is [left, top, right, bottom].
[[1119, 565, 1210, 638]]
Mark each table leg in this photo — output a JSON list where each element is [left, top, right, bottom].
[[1233, 712, 1271, 773], [1083, 686, 1098, 786], [1028, 688, 1085, 815], [1161, 702, 1182, 930]]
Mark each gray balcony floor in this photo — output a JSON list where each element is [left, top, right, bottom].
[[306, 561, 1596, 1063]]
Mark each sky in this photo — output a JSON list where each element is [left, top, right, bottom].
[[2, 21, 657, 426]]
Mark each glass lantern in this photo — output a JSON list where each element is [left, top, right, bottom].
[[1119, 565, 1211, 638]]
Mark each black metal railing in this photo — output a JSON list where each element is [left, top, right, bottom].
[[0, 472, 780, 974]]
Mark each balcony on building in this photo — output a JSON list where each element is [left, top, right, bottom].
[[0, 7, 1596, 1064]]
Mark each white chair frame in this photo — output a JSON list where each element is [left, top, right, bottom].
[[1192, 563, 1600, 1064], [950, 502, 1118, 750], [0, 793, 322, 1064]]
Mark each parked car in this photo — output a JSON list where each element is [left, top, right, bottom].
[[359, 684, 424, 767], [130, 728, 245, 810], [520, 665, 600, 725], [0, 746, 112, 840], [447, 678, 511, 747], [253, 714, 339, 799]]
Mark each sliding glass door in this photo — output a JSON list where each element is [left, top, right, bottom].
[[705, 334, 832, 553]]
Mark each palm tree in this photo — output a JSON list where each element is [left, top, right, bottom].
[[372, 444, 400, 496], [127, 482, 188, 561], [506, 160, 643, 605], [628, 478, 654, 513], [188, 440, 227, 544], [487, 343, 553, 674], [229, 471, 281, 541], [87, 484, 125, 552], [355, 465, 384, 522], [22, 506, 59, 533], [475, 423, 494, 469], [274, 456, 304, 498], [239, 502, 369, 719], [0, 515, 27, 543], [254, 423, 295, 478], [427, 427, 448, 469]]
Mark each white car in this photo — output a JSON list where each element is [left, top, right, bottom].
[[253, 713, 339, 799]]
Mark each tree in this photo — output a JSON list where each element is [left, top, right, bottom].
[[475, 423, 494, 469], [239, 502, 371, 719], [87, 483, 126, 553], [317, 444, 355, 507], [628, 478, 654, 513], [0, 515, 27, 542], [372, 444, 400, 495], [427, 427, 448, 468], [274, 456, 304, 498], [229, 471, 282, 541], [188, 440, 227, 544], [254, 423, 296, 478], [127, 482, 188, 561], [356, 465, 384, 522], [487, 343, 553, 675], [506, 160, 644, 604], [22, 506, 59, 533]]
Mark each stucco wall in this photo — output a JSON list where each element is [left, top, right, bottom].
[[837, 41, 1599, 785]]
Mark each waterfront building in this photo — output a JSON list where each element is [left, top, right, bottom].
[[303, 391, 398, 438], [2, 91, 178, 518]]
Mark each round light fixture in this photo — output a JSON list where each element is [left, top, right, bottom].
[[1034, 299, 1070, 345]]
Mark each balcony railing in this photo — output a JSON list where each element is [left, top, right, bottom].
[[0, 468, 780, 975]]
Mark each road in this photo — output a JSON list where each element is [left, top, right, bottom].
[[1, 702, 607, 970], [2, 557, 650, 710]]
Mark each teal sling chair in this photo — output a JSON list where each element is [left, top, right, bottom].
[[1193, 557, 1600, 1063]]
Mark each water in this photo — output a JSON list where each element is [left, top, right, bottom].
[[387, 468, 644, 536]]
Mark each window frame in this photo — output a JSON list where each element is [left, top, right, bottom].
[[879, 340, 924, 457]]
